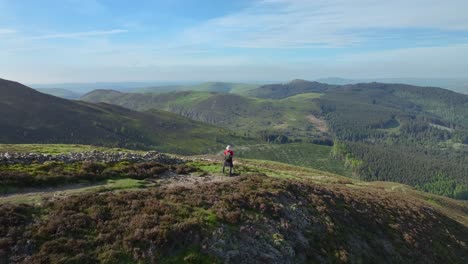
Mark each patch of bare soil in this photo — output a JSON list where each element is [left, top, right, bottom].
[[155, 171, 236, 189], [306, 114, 328, 132]]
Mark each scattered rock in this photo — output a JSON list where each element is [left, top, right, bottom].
[[0, 151, 182, 165]]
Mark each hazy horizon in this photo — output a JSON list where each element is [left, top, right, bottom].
[[26, 76, 468, 86]]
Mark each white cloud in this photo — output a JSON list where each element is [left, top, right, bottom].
[[183, 0, 468, 48]]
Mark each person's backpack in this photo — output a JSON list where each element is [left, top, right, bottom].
[[224, 151, 233, 162]]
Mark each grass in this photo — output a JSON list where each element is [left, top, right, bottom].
[[0, 178, 148, 205], [104, 178, 146, 190], [236, 143, 352, 176], [0, 159, 191, 195], [0, 144, 141, 154]]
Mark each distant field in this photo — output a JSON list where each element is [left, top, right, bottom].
[[236, 143, 352, 176]]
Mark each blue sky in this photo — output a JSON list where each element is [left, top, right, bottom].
[[1, 0, 468, 84]]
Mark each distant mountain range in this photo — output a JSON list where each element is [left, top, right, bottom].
[[30, 81, 192, 94], [30, 81, 260, 99], [36, 88, 82, 99], [30, 78, 468, 100]]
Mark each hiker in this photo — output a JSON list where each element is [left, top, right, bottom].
[[223, 145, 234, 176]]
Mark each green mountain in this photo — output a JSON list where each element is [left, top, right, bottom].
[[1, 145, 467, 263], [130, 81, 260, 95], [81, 89, 328, 143], [35, 88, 82, 99], [0, 78, 248, 154]]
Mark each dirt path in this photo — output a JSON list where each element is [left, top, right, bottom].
[[0, 181, 119, 204], [0, 182, 106, 198], [0, 172, 237, 204]]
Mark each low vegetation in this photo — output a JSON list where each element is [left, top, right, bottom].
[[1, 145, 467, 263], [0, 161, 197, 194], [1, 173, 467, 263]]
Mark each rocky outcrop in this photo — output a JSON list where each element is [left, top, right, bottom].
[[0, 151, 182, 165]]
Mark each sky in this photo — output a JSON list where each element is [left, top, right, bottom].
[[1, 0, 468, 84]]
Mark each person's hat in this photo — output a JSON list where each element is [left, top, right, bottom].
[[226, 145, 231, 150]]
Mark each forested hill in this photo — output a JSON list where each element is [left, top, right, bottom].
[[0, 78, 248, 154], [317, 83, 468, 199], [248, 80, 468, 199]]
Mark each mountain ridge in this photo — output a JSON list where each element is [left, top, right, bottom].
[[0, 78, 249, 154]]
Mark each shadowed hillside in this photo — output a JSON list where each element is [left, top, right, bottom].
[[0, 78, 249, 154]]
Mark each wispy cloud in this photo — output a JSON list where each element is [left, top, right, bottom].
[[0, 28, 16, 34], [183, 0, 468, 48], [28, 29, 128, 40]]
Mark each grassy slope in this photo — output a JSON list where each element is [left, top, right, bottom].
[[81, 90, 326, 141], [236, 143, 352, 176], [0, 144, 145, 154], [0, 145, 467, 263]]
